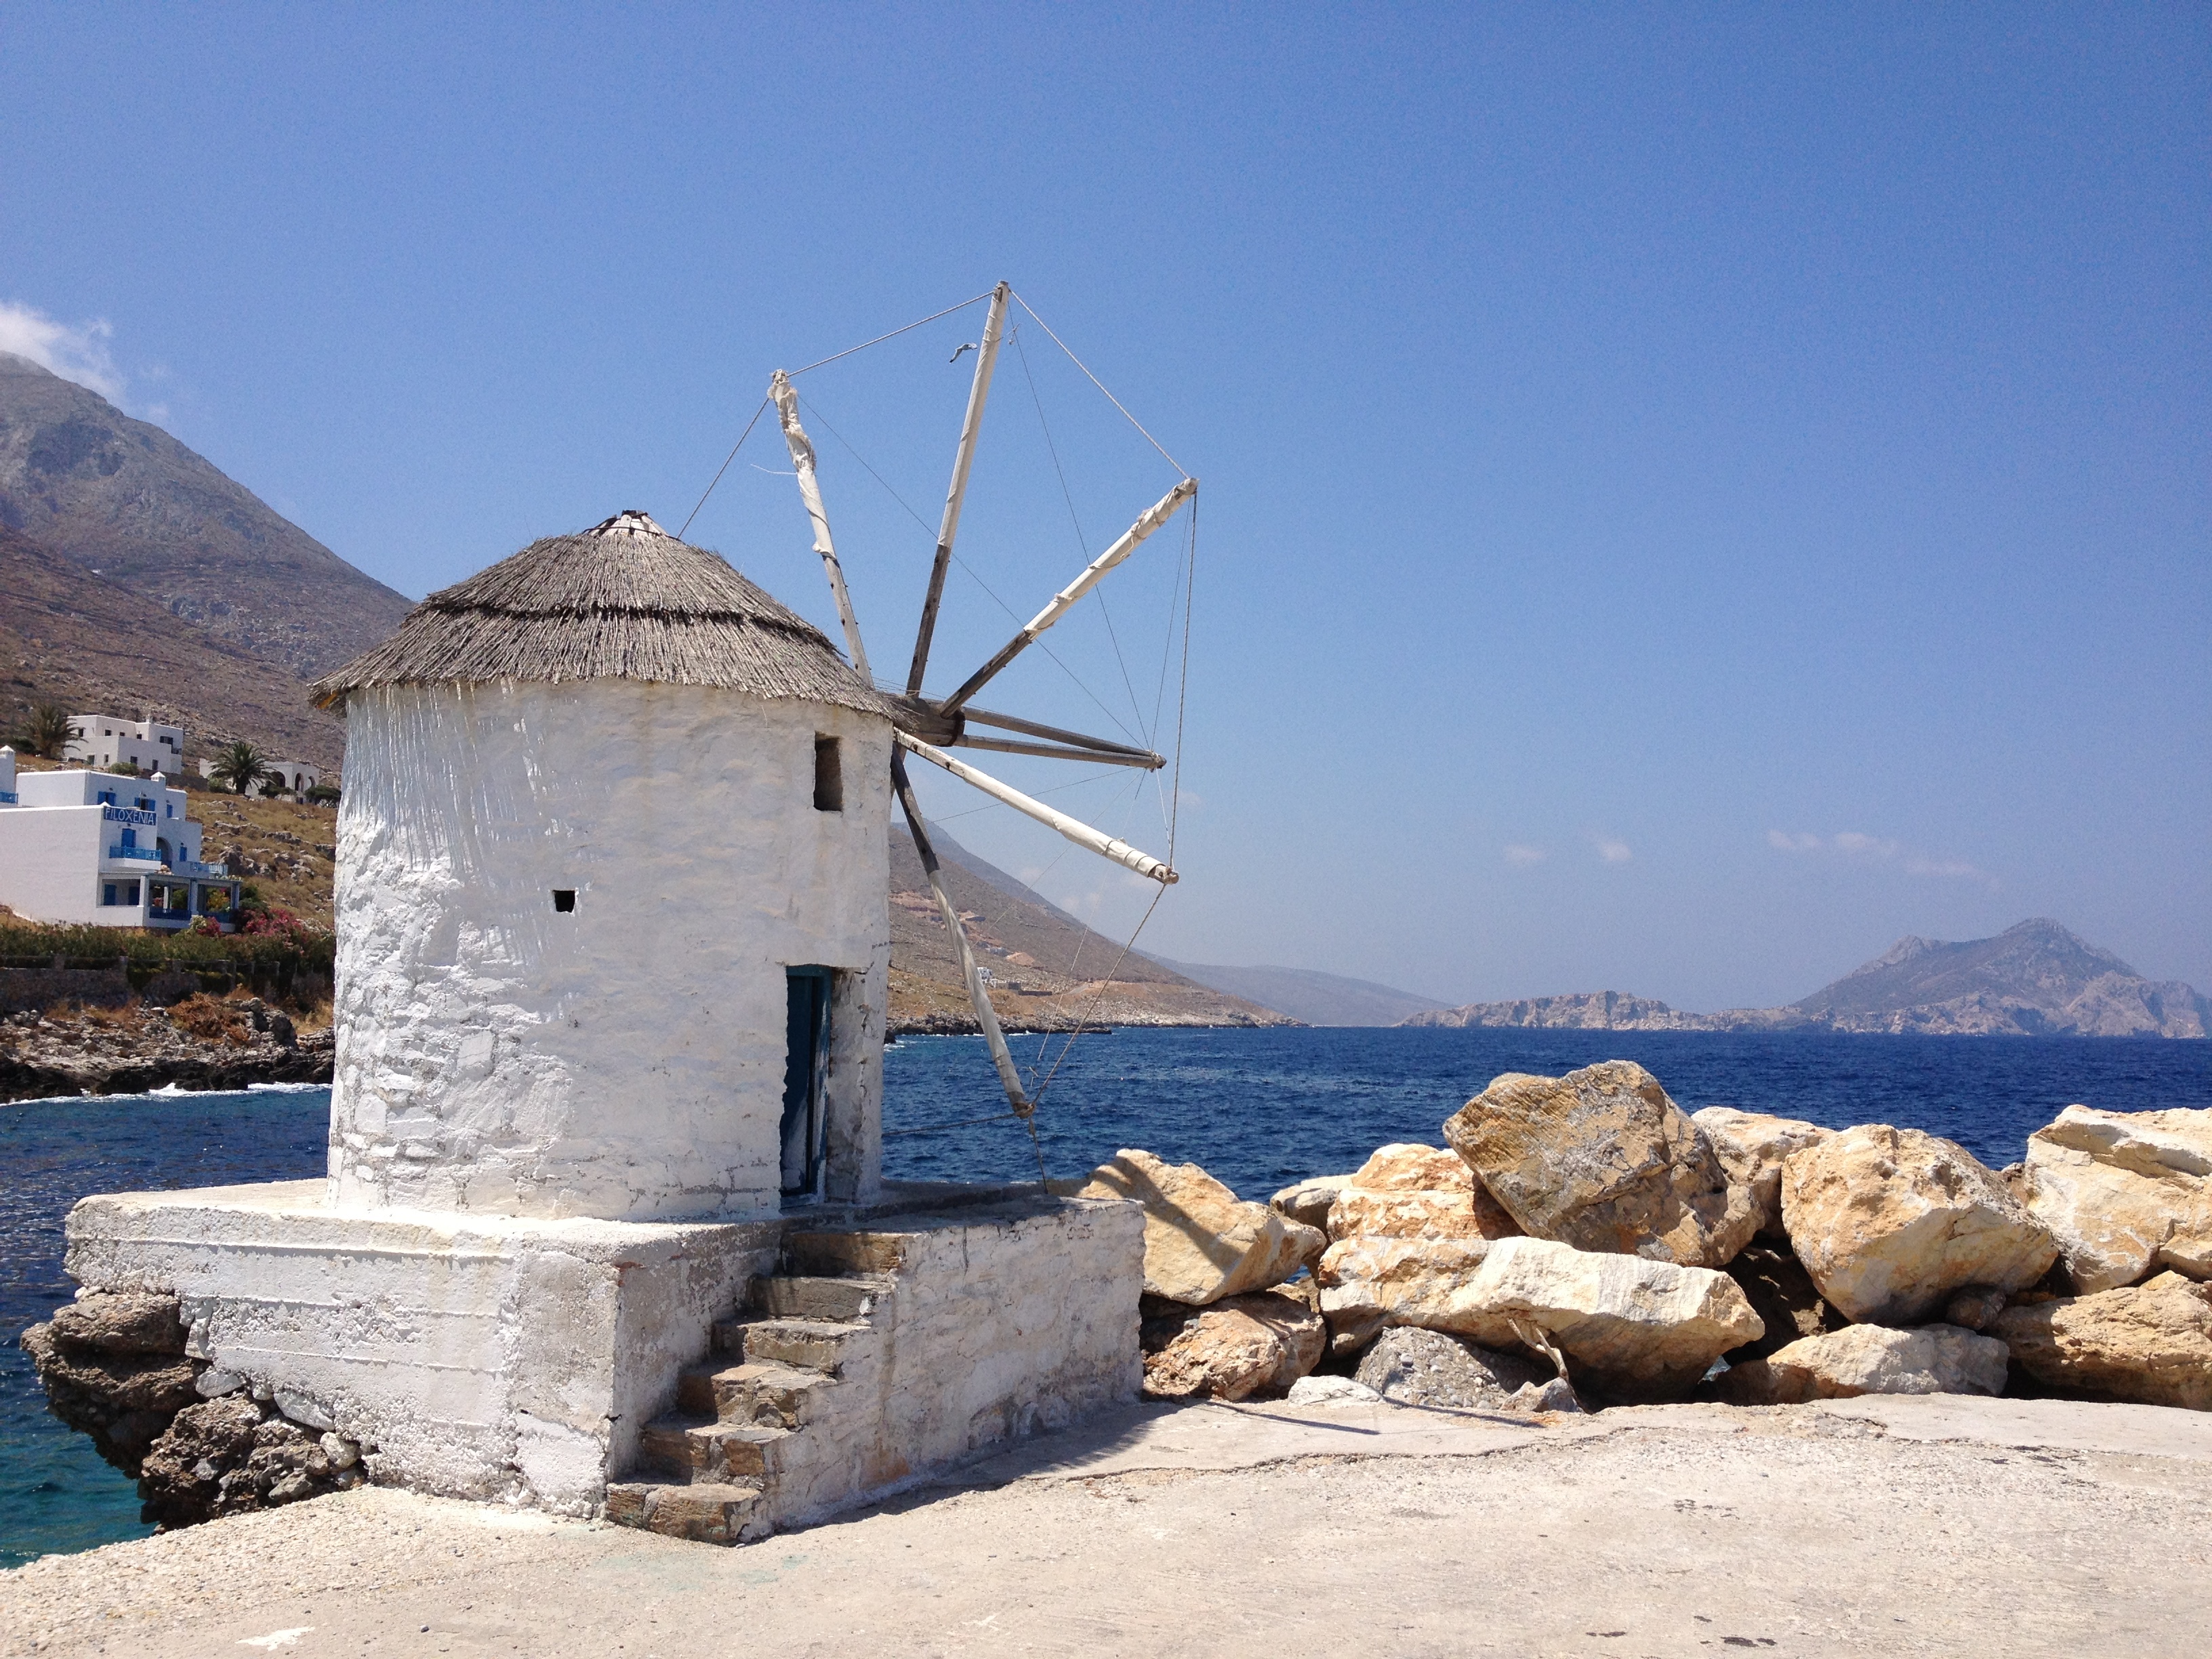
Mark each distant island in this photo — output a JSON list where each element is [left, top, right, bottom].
[[1401, 919, 2209, 1038]]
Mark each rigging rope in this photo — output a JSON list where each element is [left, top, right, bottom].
[[1013, 325, 1152, 747], [787, 290, 995, 377], [1022, 491, 1197, 1117], [676, 394, 771, 538], [1011, 291, 1187, 477]]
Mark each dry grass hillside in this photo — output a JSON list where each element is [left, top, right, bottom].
[[1, 527, 348, 773], [887, 828, 1289, 1032]]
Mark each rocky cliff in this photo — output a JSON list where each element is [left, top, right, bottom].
[[1404, 920, 2209, 1038], [0, 351, 413, 678]]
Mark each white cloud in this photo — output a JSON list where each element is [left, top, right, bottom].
[[1503, 844, 1547, 866], [1832, 830, 1901, 857], [0, 300, 127, 401], [1768, 830, 1994, 886], [1593, 837, 1632, 865]]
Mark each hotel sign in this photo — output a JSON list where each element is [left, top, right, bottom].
[[101, 805, 157, 826]]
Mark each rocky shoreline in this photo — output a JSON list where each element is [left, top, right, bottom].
[[22, 1053, 2209, 1539], [1071, 1060, 2211, 1417], [1, 999, 333, 1103]]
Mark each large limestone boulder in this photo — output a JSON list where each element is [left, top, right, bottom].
[[1322, 1234, 1761, 1400], [1991, 1271, 2212, 1411], [1352, 1325, 1577, 1412], [1780, 1125, 2058, 1324], [1270, 1174, 1358, 1231], [2020, 1106, 2212, 1294], [1065, 1149, 1324, 1305], [1345, 1143, 1484, 1193], [1443, 1061, 1758, 1269], [1139, 1289, 1325, 1401], [1692, 1107, 1833, 1239], [1448, 1237, 1764, 1400], [1720, 1323, 2009, 1406], [1325, 1143, 1522, 1244], [1315, 1235, 1499, 1357]]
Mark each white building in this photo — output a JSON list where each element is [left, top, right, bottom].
[[0, 748, 241, 928], [50, 510, 1145, 1534], [197, 755, 322, 797], [64, 712, 185, 775]]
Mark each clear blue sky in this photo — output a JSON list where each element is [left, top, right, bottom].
[[4, 5, 2205, 1008]]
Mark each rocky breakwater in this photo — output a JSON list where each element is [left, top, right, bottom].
[[1059, 1151, 1329, 1402], [19, 1291, 367, 1528], [1265, 1060, 2212, 1416], [0, 993, 331, 1101]]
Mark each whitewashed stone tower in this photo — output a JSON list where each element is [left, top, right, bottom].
[[310, 510, 894, 1221]]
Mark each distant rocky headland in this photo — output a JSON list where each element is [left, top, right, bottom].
[[1404, 919, 2209, 1038]]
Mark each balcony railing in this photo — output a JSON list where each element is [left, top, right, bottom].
[[177, 861, 230, 879], [0, 790, 16, 804], [106, 844, 161, 862]]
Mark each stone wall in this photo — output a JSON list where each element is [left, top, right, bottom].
[[766, 1194, 1146, 1528]]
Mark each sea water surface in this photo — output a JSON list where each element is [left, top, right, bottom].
[[4, 1026, 2207, 1567]]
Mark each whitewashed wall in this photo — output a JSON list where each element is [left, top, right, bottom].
[[0, 805, 104, 924], [327, 679, 891, 1222]]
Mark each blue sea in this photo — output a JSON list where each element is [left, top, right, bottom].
[[4, 1026, 2207, 1568]]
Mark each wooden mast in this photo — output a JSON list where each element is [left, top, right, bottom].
[[909, 281, 1010, 696]]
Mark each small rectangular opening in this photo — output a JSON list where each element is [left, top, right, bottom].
[[552, 888, 576, 913], [813, 735, 843, 813]]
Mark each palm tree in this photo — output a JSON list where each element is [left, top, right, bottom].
[[26, 703, 70, 760], [209, 739, 273, 796]]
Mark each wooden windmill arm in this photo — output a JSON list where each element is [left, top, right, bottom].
[[890, 750, 1032, 1115], [895, 731, 1177, 884], [951, 734, 1160, 769], [939, 476, 1197, 714], [771, 369, 872, 680], [962, 706, 1162, 764]]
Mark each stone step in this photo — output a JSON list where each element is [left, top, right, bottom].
[[752, 1273, 891, 1323], [638, 1414, 796, 1483], [604, 1480, 764, 1546], [713, 1315, 874, 1374], [674, 1364, 733, 1418], [785, 1229, 911, 1277], [715, 1359, 842, 1429]]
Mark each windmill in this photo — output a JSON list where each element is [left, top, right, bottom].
[[756, 283, 1196, 1124]]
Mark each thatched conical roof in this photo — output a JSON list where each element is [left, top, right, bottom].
[[311, 511, 893, 718]]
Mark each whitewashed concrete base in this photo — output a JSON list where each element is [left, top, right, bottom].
[[61, 1183, 1144, 1527], [64, 1181, 781, 1516]]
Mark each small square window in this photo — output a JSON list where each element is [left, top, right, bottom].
[[552, 889, 577, 913], [813, 736, 843, 813]]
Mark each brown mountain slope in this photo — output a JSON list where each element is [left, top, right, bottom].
[[1, 525, 346, 771], [887, 827, 1290, 1032], [0, 352, 413, 677]]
